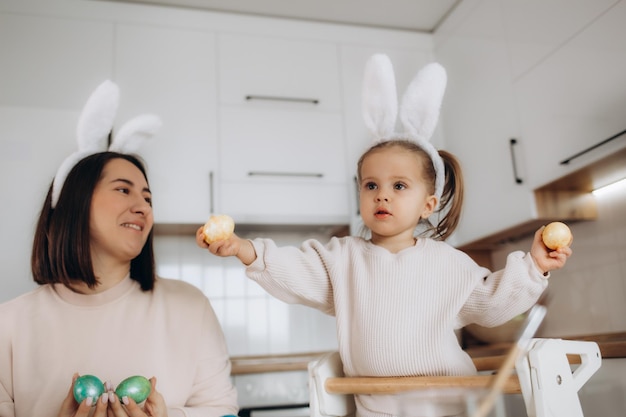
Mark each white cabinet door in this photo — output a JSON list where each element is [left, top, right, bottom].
[[513, 1, 626, 188], [438, 36, 531, 246], [218, 33, 342, 111], [114, 24, 218, 224], [217, 33, 349, 225], [218, 107, 349, 225]]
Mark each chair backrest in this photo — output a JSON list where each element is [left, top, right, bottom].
[[308, 339, 602, 417]]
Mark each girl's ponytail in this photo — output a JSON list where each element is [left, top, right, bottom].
[[432, 150, 464, 241]]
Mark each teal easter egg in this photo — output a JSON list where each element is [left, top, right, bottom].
[[115, 375, 151, 403], [73, 374, 105, 404]]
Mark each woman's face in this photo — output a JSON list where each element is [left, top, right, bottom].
[[359, 146, 437, 243], [89, 158, 153, 264]]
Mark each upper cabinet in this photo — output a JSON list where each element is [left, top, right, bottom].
[[114, 24, 218, 224], [435, 0, 623, 247], [511, 0, 626, 188], [218, 33, 342, 112], [216, 33, 350, 225]]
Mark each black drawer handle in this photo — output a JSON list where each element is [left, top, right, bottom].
[[248, 171, 323, 178], [245, 95, 319, 105], [509, 138, 523, 184]]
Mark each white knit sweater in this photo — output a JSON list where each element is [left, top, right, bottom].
[[247, 236, 548, 417]]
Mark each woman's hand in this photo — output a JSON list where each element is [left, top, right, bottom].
[[196, 227, 257, 265], [57, 374, 109, 417], [530, 226, 573, 275], [107, 377, 166, 417]]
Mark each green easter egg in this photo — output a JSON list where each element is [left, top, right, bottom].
[[73, 374, 105, 404], [115, 375, 151, 403]]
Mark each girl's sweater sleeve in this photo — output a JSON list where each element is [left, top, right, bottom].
[[457, 250, 548, 328], [245, 238, 339, 315]]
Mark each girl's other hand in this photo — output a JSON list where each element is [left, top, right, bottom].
[[530, 226, 572, 275]]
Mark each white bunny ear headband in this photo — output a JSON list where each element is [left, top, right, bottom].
[[51, 80, 162, 208], [362, 54, 447, 205]]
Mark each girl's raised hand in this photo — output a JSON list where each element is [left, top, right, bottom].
[[530, 226, 572, 275]]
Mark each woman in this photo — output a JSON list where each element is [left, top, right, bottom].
[[0, 81, 238, 417]]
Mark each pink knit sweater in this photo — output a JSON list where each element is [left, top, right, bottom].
[[0, 276, 238, 417], [247, 236, 548, 417]]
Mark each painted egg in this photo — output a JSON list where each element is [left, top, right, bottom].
[[203, 214, 235, 244], [115, 375, 151, 404], [73, 374, 105, 404], [542, 221, 572, 250]]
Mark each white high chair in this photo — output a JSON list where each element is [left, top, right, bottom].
[[308, 339, 602, 417]]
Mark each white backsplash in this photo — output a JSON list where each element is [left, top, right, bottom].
[[153, 228, 339, 357], [491, 182, 626, 337]]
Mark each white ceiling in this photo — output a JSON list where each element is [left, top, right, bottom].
[[106, 0, 462, 33]]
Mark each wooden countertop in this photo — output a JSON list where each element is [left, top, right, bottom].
[[230, 332, 626, 375], [230, 351, 330, 375]]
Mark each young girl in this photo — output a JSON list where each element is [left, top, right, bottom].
[[196, 56, 571, 417]]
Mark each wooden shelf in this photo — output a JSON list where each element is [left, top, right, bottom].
[[457, 148, 626, 253]]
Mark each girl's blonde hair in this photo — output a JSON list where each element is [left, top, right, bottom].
[[356, 139, 464, 241]]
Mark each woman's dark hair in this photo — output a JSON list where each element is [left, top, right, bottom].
[[31, 152, 156, 291], [357, 139, 464, 241]]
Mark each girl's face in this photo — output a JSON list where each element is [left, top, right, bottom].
[[359, 146, 437, 246], [89, 158, 153, 265]]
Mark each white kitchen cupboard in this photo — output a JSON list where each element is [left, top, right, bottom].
[[434, 0, 621, 247], [218, 33, 342, 112], [113, 23, 218, 224], [435, 10, 528, 247], [512, 0, 626, 189], [217, 33, 350, 225]]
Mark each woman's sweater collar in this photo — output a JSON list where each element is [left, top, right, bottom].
[[52, 274, 137, 306]]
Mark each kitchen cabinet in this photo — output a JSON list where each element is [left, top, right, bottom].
[[217, 33, 349, 225], [218, 33, 342, 112], [436, 24, 530, 247], [513, 0, 626, 188], [218, 107, 349, 224], [435, 0, 622, 248], [114, 24, 218, 224]]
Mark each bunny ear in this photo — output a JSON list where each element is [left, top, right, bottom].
[[399, 62, 447, 142], [362, 54, 398, 140], [109, 114, 162, 154], [76, 80, 119, 152]]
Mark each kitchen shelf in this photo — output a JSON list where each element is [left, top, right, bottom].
[[457, 146, 626, 253]]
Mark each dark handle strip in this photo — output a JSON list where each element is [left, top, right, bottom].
[[560, 129, 626, 165], [245, 95, 319, 105], [509, 138, 523, 184], [248, 171, 323, 178], [354, 176, 360, 216], [209, 171, 214, 213]]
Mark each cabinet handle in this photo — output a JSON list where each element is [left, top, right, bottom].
[[248, 171, 323, 178], [245, 95, 319, 105], [353, 176, 360, 215], [509, 138, 523, 184], [209, 171, 215, 213], [560, 128, 626, 165]]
